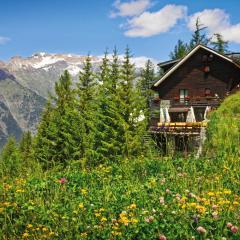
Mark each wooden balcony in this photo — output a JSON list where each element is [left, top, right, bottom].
[[149, 121, 208, 135], [168, 96, 222, 107]]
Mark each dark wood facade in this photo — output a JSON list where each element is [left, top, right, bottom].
[[155, 47, 240, 100], [150, 45, 240, 137]]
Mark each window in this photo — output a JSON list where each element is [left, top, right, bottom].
[[179, 89, 188, 103], [205, 88, 211, 96]]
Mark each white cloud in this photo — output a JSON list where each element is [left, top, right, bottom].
[[0, 36, 10, 45], [124, 4, 187, 37], [188, 9, 240, 43], [110, 0, 152, 18]]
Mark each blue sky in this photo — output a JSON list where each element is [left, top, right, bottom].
[[0, 0, 240, 61]]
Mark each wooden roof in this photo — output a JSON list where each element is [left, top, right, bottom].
[[153, 44, 240, 88]]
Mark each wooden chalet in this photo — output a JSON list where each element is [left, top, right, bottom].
[[150, 44, 240, 153]]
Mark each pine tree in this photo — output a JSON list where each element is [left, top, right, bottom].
[[118, 47, 147, 157], [33, 70, 84, 167], [170, 40, 189, 60], [211, 33, 228, 54], [139, 60, 155, 126], [189, 17, 210, 49]]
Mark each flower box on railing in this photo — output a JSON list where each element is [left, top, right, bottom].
[[174, 96, 180, 101], [184, 96, 190, 101]]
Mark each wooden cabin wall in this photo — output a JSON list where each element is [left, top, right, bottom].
[[157, 48, 240, 99]]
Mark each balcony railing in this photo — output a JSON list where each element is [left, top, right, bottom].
[[152, 96, 222, 107]]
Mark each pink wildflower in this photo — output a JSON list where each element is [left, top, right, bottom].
[[231, 226, 238, 233], [59, 177, 67, 184], [159, 235, 167, 240], [166, 189, 171, 194], [196, 226, 207, 234], [159, 197, 165, 205], [145, 216, 154, 223], [227, 222, 233, 228], [212, 205, 218, 210]]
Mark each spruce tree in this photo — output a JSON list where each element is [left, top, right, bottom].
[[211, 33, 228, 54], [33, 70, 84, 167], [77, 55, 97, 164], [19, 131, 32, 161], [95, 50, 123, 161], [139, 60, 155, 126], [170, 40, 189, 60], [110, 47, 120, 92], [0, 137, 21, 176], [189, 17, 210, 49], [118, 47, 147, 157]]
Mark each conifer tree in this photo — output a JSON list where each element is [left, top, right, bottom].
[[33, 70, 84, 166], [211, 33, 228, 54], [189, 17, 210, 49], [77, 55, 97, 163], [110, 47, 120, 92], [95, 50, 124, 161], [118, 47, 147, 157], [19, 131, 32, 161], [170, 40, 189, 60], [139, 60, 155, 126], [0, 137, 21, 176]]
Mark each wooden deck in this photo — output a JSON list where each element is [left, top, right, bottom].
[[149, 121, 208, 136]]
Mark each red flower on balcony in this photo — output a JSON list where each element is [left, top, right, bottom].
[[184, 96, 190, 101], [174, 96, 180, 101]]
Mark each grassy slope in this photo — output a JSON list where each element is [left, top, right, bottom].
[[0, 93, 240, 239], [205, 91, 240, 167]]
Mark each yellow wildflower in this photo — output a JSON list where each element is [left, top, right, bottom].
[[111, 231, 122, 236], [233, 201, 239, 206], [80, 232, 87, 238], [22, 232, 30, 238], [207, 192, 215, 197], [16, 189, 25, 193], [131, 218, 138, 224], [3, 202, 11, 207], [196, 205, 206, 214], [188, 202, 197, 208], [49, 231, 55, 237], [223, 189, 231, 195], [101, 217, 107, 222], [42, 227, 48, 232], [27, 224, 33, 228], [181, 204, 186, 209], [80, 189, 88, 195], [119, 212, 130, 226], [79, 203, 84, 209], [129, 203, 137, 209]]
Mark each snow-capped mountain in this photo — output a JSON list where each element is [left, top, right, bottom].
[[0, 52, 158, 148]]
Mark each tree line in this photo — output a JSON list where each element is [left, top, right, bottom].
[[170, 18, 229, 60], [1, 47, 157, 173]]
